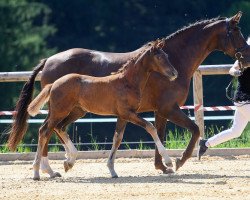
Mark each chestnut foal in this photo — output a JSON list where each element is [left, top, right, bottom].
[[27, 41, 178, 180]]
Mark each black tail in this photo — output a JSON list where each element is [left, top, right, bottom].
[[7, 59, 47, 151]]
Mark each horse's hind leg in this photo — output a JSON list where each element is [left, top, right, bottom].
[[163, 105, 200, 171], [154, 113, 174, 174], [107, 118, 127, 178], [125, 112, 173, 168]]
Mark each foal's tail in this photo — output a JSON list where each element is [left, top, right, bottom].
[[28, 84, 52, 117], [7, 59, 47, 151]]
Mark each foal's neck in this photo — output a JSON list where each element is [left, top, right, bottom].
[[123, 58, 152, 92]]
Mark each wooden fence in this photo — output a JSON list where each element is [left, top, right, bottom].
[[0, 64, 232, 137], [193, 64, 231, 137]]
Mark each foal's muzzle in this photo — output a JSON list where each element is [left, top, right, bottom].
[[168, 70, 178, 81]]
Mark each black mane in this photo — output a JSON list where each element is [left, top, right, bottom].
[[166, 16, 226, 40]]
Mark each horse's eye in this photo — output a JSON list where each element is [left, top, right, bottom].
[[234, 26, 240, 31]]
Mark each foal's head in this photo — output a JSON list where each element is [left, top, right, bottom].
[[136, 41, 178, 81]]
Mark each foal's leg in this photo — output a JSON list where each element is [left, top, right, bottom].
[[40, 108, 85, 177], [42, 101, 65, 158], [41, 102, 66, 176], [107, 118, 127, 178], [54, 129, 78, 172], [40, 153, 62, 178], [161, 105, 200, 171], [125, 112, 173, 167], [154, 113, 174, 174], [33, 116, 55, 180], [55, 109, 87, 172]]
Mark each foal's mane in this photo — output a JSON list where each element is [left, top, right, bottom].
[[112, 38, 166, 75]]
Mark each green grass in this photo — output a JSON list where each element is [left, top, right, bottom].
[[165, 128, 191, 149], [1, 124, 250, 152], [88, 132, 102, 151], [164, 124, 250, 149], [48, 145, 60, 152], [138, 139, 151, 150], [0, 144, 9, 153], [123, 140, 131, 150], [0, 142, 32, 153]]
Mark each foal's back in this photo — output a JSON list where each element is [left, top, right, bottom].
[[49, 73, 126, 116]]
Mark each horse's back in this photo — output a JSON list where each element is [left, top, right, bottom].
[[40, 48, 138, 87]]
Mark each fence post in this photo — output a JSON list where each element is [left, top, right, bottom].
[[193, 70, 204, 138]]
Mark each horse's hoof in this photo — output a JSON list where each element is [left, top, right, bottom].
[[51, 172, 62, 178], [163, 168, 175, 174], [33, 177, 40, 181], [175, 158, 183, 171], [112, 174, 119, 178], [64, 161, 74, 172]]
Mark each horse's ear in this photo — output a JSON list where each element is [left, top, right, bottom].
[[231, 11, 242, 24], [157, 41, 164, 49]]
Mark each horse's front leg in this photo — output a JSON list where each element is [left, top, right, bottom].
[[107, 118, 127, 178], [161, 105, 200, 171], [154, 113, 174, 174]]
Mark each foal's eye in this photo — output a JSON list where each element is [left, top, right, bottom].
[[156, 55, 162, 60]]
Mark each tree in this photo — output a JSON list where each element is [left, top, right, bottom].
[[0, 0, 56, 109]]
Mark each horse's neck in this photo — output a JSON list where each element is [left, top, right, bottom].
[[165, 25, 219, 82]]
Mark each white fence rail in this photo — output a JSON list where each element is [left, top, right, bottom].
[[0, 64, 233, 137]]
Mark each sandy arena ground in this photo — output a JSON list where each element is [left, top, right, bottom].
[[0, 155, 249, 200]]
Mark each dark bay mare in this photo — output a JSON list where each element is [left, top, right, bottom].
[[8, 12, 250, 177], [27, 41, 177, 180]]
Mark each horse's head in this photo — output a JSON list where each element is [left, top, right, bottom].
[[214, 11, 250, 67], [232, 37, 250, 71]]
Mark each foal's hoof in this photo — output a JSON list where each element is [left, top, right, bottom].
[[112, 174, 119, 178], [50, 172, 62, 178], [64, 161, 74, 172], [175, 158, 183, 171], [165, 162, 173, 168], [33, 177, 40, 181], [163, 168, 175, 174]]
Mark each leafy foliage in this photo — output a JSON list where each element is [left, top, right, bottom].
[[1, 0, 250, 146], [0, 0, 56, 110]]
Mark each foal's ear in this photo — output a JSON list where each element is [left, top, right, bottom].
[[231, 11, 242, 24], [135, 49, 150, 65]]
